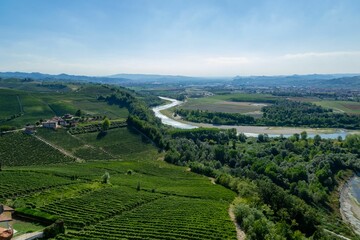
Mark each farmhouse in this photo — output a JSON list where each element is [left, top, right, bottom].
[[42, 120, 58, 129], [24, 125, 36, 134], [0, 205, 14, 240]]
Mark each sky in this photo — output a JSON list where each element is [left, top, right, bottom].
[[0, 0, 360, 77]]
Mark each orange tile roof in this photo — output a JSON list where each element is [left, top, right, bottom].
[[0, 215, 12, 223]]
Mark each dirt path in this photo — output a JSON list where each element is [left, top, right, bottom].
[[323, 229, 352, 240], [34, 135, 83, 162], [16, 95, 24, 114], [228, 205, 246, 240]]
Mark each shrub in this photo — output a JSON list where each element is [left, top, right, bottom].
[[43, 219, 65, 239]]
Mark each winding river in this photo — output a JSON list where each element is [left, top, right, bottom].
[[152, 97, 358, 139]]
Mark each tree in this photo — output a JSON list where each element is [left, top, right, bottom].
[[102, 171, 110, 184], [314, 135, 321, 145], [238, 133, 247, 142], [137, 182, 141, 191], [102, 118, 110, 132], [300, 131, 307, 141], [75, 109, 82, 117]]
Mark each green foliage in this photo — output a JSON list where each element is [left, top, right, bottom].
[[0, 84, 128, 128], [102, 92, 165, 148], [175, 99, 360, 129], [0, 171, 73, 203], [260, 101, 360, 129], [101, 171, 110, 184], [0, 132, 74, 166], [136, 181, 141, 191], [75, 109, 82, 117], [101, 117, 110, 132], [166, 131, 360, 238], [38, 127, 155, 161], [69, 120, 127, 134], [43, 220, 65, 238], [344, 134, 360, 153], [175, 108, 256, 125], [57, 197, 236, 240]]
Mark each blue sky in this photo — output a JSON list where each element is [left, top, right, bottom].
[[0, 0, 359, 76]]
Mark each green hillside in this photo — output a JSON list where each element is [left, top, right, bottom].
[[2, 128, 237, 239], [0, 132, 74, 166], [0, 85, 128, 128]]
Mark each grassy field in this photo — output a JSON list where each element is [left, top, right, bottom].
[[0, 86, 128, 128], [12, 219, 46, 237], [1, 127, 237, 239], [179, 93, 276, 117], [314, 100, 360, 115]]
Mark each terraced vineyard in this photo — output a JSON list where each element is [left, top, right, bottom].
[[57, 196, 235, 240], [41, 186, 164, 230], [0, 171, 74, 202], [0, 132, 74, 166], [3, 134, 237, 239]]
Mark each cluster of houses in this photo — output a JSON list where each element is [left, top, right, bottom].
[[42, 114, 76, 129], [24, 113, 78, 134]]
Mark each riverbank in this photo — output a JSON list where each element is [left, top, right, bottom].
[[155, 97, 360, 138], [340, 175, 360, 235]]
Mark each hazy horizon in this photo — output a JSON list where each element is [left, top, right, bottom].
[[1, 0, 360, 76]]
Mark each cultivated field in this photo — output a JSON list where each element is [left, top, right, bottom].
[[314, 100, 360, 115], [0, 132, 75, 166], [0, 86, 128, 128], [37, 127, 153, 160], [181, 94, 274, 117]]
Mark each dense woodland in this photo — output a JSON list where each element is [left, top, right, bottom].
[[175, 100, 360, 129], [164, 130, 360, 239]]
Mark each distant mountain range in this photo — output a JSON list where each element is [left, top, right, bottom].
[[0, 71, 359, 88], [0, 72, 130, 84], [233, 74, 360, 88], [0, 72, 230, 85]]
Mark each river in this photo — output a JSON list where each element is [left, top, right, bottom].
[[341, 176, 360, 235], [152, 97, 358, 139], [152, 97, 197, 129]]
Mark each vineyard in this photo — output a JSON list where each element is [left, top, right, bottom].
[[0, 85, 129, 128], [4, 158, 237, 239], [68, 120, 127, 134], [0, 171, 74, 202], [36, 127, 154, 160], [40, 186, 164, 230], [57, 196, 236, 240], [0, 82, 238, 239], [0, 132, 74, 166]]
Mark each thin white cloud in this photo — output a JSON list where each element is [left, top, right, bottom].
[[283, 51, 360, 59]]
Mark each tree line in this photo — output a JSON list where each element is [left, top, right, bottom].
[[175, 100, 360, 129]]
